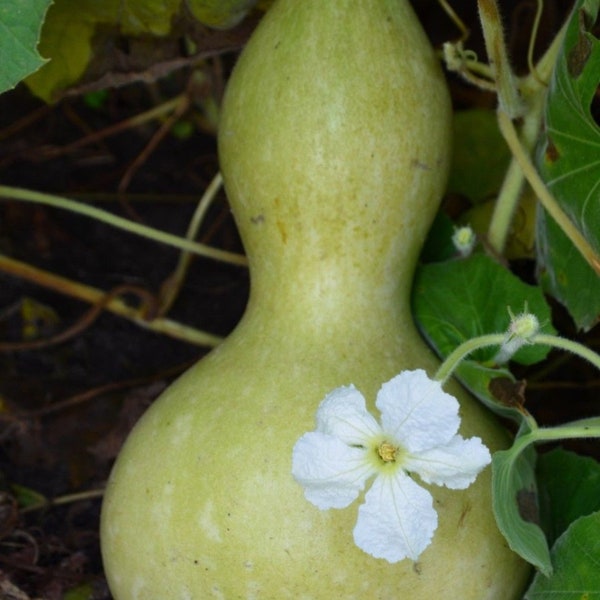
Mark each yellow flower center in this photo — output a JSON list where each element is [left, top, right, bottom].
[[377, 441, 398, 463]]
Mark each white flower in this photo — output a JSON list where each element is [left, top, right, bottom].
[[291, 369, 491, 563], [452, 225, 476, 257]]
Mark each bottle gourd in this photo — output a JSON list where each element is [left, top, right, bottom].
[[101, 1, 530, 598]]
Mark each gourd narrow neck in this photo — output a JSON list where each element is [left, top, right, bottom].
[[241, 190, 429, 331], [246, 264, 415, 341], [218, 0, 453, 339]]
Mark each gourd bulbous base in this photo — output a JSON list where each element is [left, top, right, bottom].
[[101, 1, 531, 598], [102, 317, 528, 599]]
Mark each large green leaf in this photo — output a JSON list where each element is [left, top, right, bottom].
[[537, 448, 600, 545], [492, 420, 600, 577], [414, 254, 555, 365], [525, 511, 600, 599], [536, 0, 600, 330], [0, 0, 52, 94]]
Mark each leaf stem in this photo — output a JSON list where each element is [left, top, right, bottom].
[[526, 0, 545, 85], [435, 327, 600, 386], [534, 422, 600, 442], [486, 16, 567, 254], [486, 93, 544, 252], [477, 0, 524, 117], [20, 488, 105, 514], [496, 112, 600, 275], [0, 185, 248, 267], [434, 333, 506, 385], [0, 252, 224, 347], [36, 95, 186, 159], [532, 333, 600, 372], [158, 172, 224, 316], [512, 419, 600, 456]]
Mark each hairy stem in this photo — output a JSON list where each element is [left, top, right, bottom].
[[434, 333, 506, 385], [486, 12, 567, 254], [159, 172, 224, 316]]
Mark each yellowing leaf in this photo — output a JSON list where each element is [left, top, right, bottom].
[[20, 297, 60, 340], [24, 0, 269, 101], [25, 0, 119, 102], [188, 0, 260, 29], [464, 189, 537, 260], [120, 0, 180, 36], [24, 0, 185, 102]]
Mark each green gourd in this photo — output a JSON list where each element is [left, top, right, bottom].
[[100, 1, 531, 597]]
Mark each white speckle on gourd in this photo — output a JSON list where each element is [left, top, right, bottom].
[[197, 500, 223, 543], [130, 576, 146, 600]]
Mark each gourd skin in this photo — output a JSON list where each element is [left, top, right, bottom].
[[101, 1, 530, 598]]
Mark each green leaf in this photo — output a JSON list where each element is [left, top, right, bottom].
[[11, 483, 47, 509], [414, 254, 555, 365], [448, 109, 512, 204], [83, 89, 109, 110], [413, 253, 555, 421], [537, 448, 600, 545], [419, 211, 458, 263], [0, 0, 52, 94], [492, 443, 553, 575], [536, 0, 600, 331], [524, 511, 600, 599], [537, 212, 600, 331]]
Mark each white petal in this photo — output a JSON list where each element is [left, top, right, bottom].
[[292, 432, 375, 509], [315, 385, 381, 445], [353, 471, 437, 563], [404, 435, 491, 489], [376, 370, 460, 453]]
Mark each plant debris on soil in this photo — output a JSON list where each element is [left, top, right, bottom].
[[0, 2, 597, 598], [0, 19, 252, 596]]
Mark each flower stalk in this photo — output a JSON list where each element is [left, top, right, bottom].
[[434, 316, 600, 386]]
